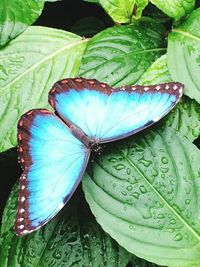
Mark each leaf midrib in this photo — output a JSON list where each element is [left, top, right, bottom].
[[118, 148, 200, 243], [0, 38, 88, 94], [172, 29, 200, 42]]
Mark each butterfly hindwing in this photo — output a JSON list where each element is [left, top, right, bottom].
[[15, 109, 90, 235], [49, 78, 183, 142]]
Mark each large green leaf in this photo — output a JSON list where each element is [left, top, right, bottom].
[[0, 26, 87, 153], [0, 184, 131, 267], [166, 96, 200, 142], [150, 0, 195, 20], [79, 21, 166, 87], [168, 8, 200, 104], [137, 54, 171, 85], [83, 126, 200, 266], [134, 0, 149, 20], [0, 0, 58, 47], [138, 54, 200, 142], [98, 0, 148, 23]]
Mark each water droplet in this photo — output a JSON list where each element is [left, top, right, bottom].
[[121, 191, 127, 196], [186, 211, 192, 219], [166, 228, 174, 233], [129, 224, 135, 230], [126, 168, 131, 175], [112, 183, 116, 188], [139, 185, 147, 194], [185, 187, 192, 194], [185, 199, 191, 204], [131, 192, 140, 199], [135, 146, 144, 153], [161, 167, 169, 173], [169, 218, 176, 225], [167, 187, 174, 194], [170, 179, 176, 185], [139, 157, 152, 167], [109, 157, 119, 162], [174, 233, 183, 241], [161, 157, 169, 164], [143, 210, 152, 219], [157, 213, 165, 219], [126, 185, 133, 191], [114, 164, 125, 171], [53, 249, 62, 259], [152, 168, 158, 177]]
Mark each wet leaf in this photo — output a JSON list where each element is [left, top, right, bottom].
[[83, 126, 200, 266], [79, 21, 166, 87], [0, 26, 87, 153], [138, 54, 200, 142], [98, 0, 148, 23], [0, 0, 58, 47], [0, 185, 131, 267], [168, 8, 200, 104], [150, 0, 195, 20]]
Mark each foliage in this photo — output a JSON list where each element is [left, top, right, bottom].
[[0, 0, 59, 47], [0, 184, 131, 267], [0, 0, 200, 267]]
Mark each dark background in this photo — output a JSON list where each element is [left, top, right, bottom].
[[0, 0, 200, 221]]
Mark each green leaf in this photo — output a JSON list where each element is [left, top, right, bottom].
[[0, 0, 58, 47], [99, 0, 135, 23], [79, 21, 166, 87], [71, 16, 106, 37], [138, 54, 171, 85], [0, 26, 87, 153], [166, 96, 200, 142], [150, 0, 195, 20], [168, 8, 200, 104], [134, 0, 149, 20], [98, 0, 148, 23], [138, 54, 200, 142], [0, 184, 131, 267], [83, 126, 200, 266]]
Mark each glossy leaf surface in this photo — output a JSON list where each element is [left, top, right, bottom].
[[168, 8, 200, 104], [0, 26, 87, 153], [0, 0, 58, 47], [79, 21, 166, 87], [83, 127, 200, 266], [138, 54, 200, 142], [150, 0, 195, 19], [99, 0, 148, 23], [0, 185, 131, 267]]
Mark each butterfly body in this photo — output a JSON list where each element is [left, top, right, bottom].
[[69, 124, 101, 153], [15, 77, 183, 236]]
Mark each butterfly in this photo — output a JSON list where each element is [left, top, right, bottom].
[[15, 77, 183, 235]]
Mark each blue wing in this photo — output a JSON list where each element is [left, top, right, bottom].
[[15, 109, 90, 235], [49, 78, 183, 142]]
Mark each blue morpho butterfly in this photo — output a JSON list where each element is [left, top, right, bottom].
[[15, 77, 183, 236]]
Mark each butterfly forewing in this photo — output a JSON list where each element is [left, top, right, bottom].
[[15, 109, 90, 235], [49, 78, 183, 142]]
